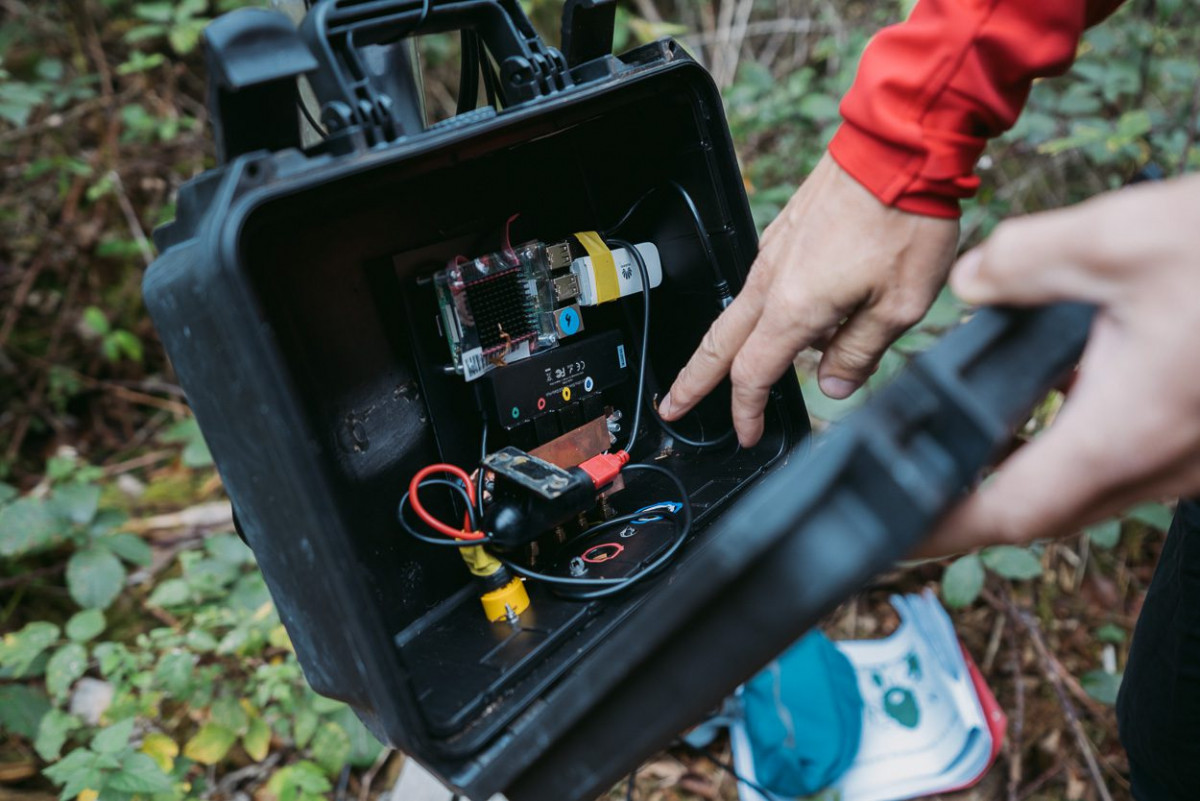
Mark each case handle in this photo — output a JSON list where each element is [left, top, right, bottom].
[[203, 8, 320, 163], [300, 0, 572, 145]]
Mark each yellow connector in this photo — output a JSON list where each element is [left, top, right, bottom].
[[481, 577, 531, 623], [460, 545, 531, 623]]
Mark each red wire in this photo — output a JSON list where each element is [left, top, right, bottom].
[[408, 464, 487, 541], [502, 213, 520, 264]]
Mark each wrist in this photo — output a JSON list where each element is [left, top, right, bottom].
[[828, 125, 963, 220]]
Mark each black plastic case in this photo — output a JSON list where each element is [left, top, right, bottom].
[[144, 3, 1093, 799]]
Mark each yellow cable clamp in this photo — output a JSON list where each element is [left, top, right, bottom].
[[573, 231, 620, 304], [460, 545, 531, 622], [481, 577, 531, 623]]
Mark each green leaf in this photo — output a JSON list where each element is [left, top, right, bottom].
[[1128, 502, 1174, 532], [0, 481, 19, 504], [0, 685, 51, 739], [54, 759, 105, 800], [183, 437, 214, 468], [244, 716, 271, 762], [133, 1, 173, 23], [154, 650, 196, 696], [797, 93, 840, 122], [46, 642, 89, 698], [1087, 519, 1122, 549], [92, 716, 136, 753], [0, 496, 63, 556], [294, 707, 319, 749], [67, 546, 126, 609], [942, 554, 985, 608], [1115, 108, 1152, 139], [206, 532, 254, 565], [184, 723, 237, 765], [106, 752, 173, 793], [51, 483, 101, 525], [35, 709, 81, 761], [1081, 670, 1123, 706], [210, 696, 249, 735], [1096, 623, 1127, 644], [108, 329, 144, 363], [147, 577, 190, 607], [66, 609, 107, 643], [267, 761, 332, 800], [310, 721, 352, 774], [98, 532, 153, 566], [331, 707, 385, 768], [0, 621, 61, 676], [81, 306, 110, 337], [140, 732, 179, 772], [160, 418, 214, 468], [168, 21, 204, 55], [981, 546, 1044, 580]]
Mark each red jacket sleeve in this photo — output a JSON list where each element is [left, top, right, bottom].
[[827, 0, 1125, 218]]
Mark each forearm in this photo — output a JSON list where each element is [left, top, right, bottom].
[[829, 0, 1125, 218]]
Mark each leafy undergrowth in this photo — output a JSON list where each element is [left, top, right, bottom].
[[0, 449, 392, 801]]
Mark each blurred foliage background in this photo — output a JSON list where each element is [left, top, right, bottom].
[[1, 0, 1198, 799]]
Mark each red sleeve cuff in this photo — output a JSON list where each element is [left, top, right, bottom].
[[828, 123, 963, 220]]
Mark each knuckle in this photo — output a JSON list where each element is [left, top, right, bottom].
[[889, 304, 926, 330], [729, 354, 756, 389], [697, 325, 725, 362], [777, 279, 809, 311], [827, 342, 876, 374], [877, 296, 929, 330]]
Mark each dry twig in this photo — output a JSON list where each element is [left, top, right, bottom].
[[986, 588, 1114, 801]]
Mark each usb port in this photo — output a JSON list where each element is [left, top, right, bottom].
[[546, 241, 573, 271], [552, 273, 581, 303]]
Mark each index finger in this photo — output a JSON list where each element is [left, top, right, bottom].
[[659, 286, 764, 421]]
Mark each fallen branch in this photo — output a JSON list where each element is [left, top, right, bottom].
[[1007, 610, 1025, 801], [1018, 758, 1065, 801], [0, 562, 66, 591], [985, 588, 1114, 801]]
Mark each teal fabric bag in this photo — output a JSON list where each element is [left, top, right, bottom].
[[743, 631, 863, 797]]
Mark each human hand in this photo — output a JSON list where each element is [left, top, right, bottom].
[[920, 174, 1200, 557], [658, 152, 960, 447]]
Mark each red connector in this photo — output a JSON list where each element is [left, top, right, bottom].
[[576, 450, 630, 489]]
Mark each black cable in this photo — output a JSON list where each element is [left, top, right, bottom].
[[606, 186, 738, 449], [606, 181, 727, 295], [496, 463, 692, 600], [399, 478, 491, 547], [298, 98, 329, 140], [411, 0, 432, 34], [605, 237, 649, 455], [476, 419, 488, 518], [457, 30, 480, 116], [678, 740, 778, 800]]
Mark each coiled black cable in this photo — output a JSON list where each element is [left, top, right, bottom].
[[605, 237, 650, 455], [496, 462, 692, 600], [399, 478, 492, 547]]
